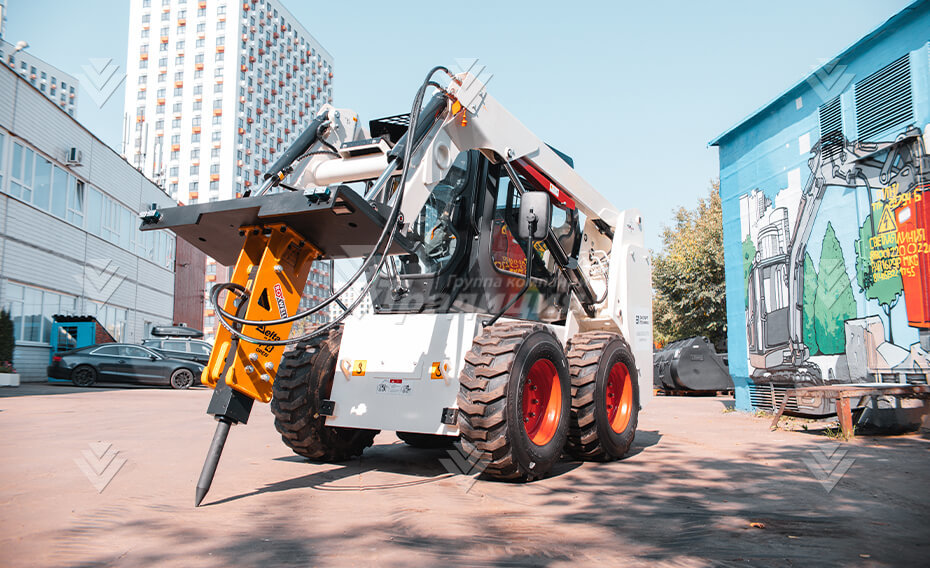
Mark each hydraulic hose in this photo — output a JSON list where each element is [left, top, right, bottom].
[[211, 66, 453, 346]]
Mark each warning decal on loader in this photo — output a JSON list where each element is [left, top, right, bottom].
[[376, 379, 412, 396], [351, 360, 367, 376]]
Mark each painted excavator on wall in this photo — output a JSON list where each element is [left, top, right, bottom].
[[746, 125, 928, 413]]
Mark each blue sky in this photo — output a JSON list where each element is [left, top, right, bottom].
[[2, 0, 914, 251]]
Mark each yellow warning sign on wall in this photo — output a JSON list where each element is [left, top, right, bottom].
[[877, 205, 898, 233]]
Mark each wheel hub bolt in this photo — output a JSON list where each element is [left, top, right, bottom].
[[244, 365, 255, 373], [260, 373, 271, 382], [264, 361, 274, 371], [249, 353, 259, 362]]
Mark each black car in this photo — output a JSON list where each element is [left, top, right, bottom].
[[48, 343, 205, 389], [141, 338, 213, 365]]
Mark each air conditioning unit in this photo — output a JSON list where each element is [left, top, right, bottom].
[[65, 147, 83, 166]]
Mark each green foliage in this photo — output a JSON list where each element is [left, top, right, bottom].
[[0, 309, 15, 372], [652, 181, 727, 350], [813, 223, 856, 354], [802, 252, 819, 355], [854, 210, 902, 341], [742, 236, 756, 309]]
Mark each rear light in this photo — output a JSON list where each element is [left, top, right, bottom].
[[52, 356, 62, 363]]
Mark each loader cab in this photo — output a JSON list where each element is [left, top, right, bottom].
[[367, 150, 581, 324]]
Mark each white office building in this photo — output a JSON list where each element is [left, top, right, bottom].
[[0, 63, 179, 381], [122, 0, 334, 204]]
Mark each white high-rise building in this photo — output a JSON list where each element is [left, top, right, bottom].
[[122, 0, 333, 204]]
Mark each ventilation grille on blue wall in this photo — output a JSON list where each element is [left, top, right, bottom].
[[854, 54, 914, 142], [818, 95, 843, 159]]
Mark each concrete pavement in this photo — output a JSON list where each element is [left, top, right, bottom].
[[1, 384, 927, 567]]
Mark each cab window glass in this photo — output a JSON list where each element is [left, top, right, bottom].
[[389, 151, 469, 276]]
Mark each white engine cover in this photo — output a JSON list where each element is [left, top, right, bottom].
[[327, 313, 482, 435]]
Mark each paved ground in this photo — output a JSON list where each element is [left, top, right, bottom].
[[1, 383, 928, 567]]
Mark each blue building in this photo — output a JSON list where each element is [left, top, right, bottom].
[[711, 1, 930, 413]]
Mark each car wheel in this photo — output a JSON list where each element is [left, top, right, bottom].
[[72, 365, 97, 387], [170, 368, 195, 389]]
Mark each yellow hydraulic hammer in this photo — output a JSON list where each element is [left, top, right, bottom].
[[204, 222, 320, 402]]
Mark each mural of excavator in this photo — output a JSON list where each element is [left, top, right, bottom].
[[742, 126, 929, 414]]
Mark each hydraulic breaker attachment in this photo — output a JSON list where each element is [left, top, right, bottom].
[[194, 222, 318, 506], [203, 222, 319, 402]]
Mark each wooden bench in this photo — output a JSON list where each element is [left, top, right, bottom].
[[769, 384, 930, 440]]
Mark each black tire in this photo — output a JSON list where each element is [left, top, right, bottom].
[[169, 368, 195, 390], [71, 365, 97, 387], [270, 327, 378, 461], [566, 331, 639, 461], [458, 322, 571, 481], [397, 432, 457, 449]]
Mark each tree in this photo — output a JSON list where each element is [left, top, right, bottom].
[[802, 252, 819, 355], [854, 210, 902, 343], [813, 223, 856, 354], [0, 310, 14, 369], [742, 236, 756, 309], [652, 181, 727, 350]]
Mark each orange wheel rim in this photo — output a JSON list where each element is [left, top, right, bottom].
[[606, 361, 633, 433], [522, 359, 562, 445]]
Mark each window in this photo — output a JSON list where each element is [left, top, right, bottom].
[[3, 283, 77, 344], [122, 345, 152, 358], [0, 132, 5, 187], [209, 181, 219, 190], [92, 345, 120, 356], [8, 142, 34, 201], [163, 340, 188, 352], [67, 179, 84, 226]]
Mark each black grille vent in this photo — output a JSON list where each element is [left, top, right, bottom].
[[854, 54, 913, 142], [818, 96, 843, 159]]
